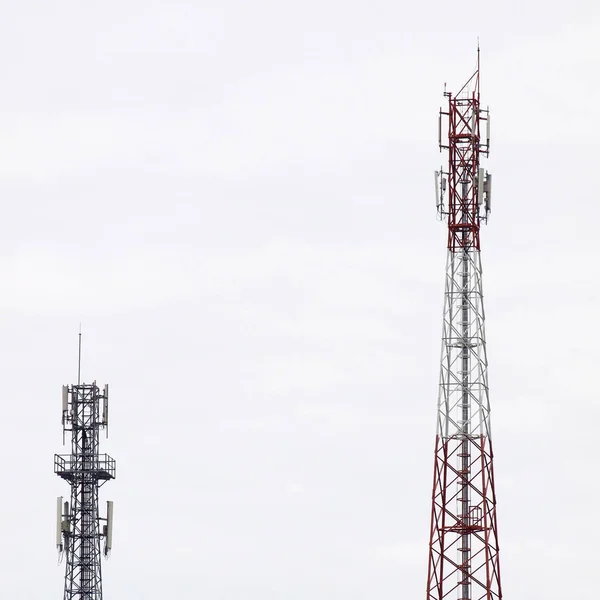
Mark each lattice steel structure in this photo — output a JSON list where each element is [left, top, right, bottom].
[[55, 379, 115, 600], [427, 52, 502, 600]]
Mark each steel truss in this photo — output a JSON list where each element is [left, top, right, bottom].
[[426, 54, 502, 600], [56, 383, 115, 600]]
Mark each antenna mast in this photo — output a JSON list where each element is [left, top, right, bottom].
[[77, 326, 82, 386], [55, 338, 116, 600], [427, 53, 501, 600]]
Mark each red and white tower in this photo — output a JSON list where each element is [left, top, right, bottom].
[[426, 52, 502, 600]]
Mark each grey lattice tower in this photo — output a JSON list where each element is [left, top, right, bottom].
[[55, 382, 116, 600]]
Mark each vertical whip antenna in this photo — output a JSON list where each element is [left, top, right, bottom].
[[77, 326, 82, 386], [426, 50, 501, 600]]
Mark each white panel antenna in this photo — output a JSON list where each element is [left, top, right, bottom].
[[477, 168, 485, 204], [438, 114, 442, 146], [56, 497, 63, 550], [486, 110, 491, 148], [485, 173, 492, 212], [105, 501, 114, 556], [435, 171, 440, 208], [102, 385, 109, 427], [62, 386, 68, 413]]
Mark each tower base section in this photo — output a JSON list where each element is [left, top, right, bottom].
[[426, 434, 502, 600]]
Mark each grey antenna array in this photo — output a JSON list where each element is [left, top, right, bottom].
[[55, 337, 116, 600]]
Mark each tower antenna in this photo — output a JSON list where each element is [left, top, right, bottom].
[[55, 342, 116, 599], [77, 325, 82, 386], [427, 51, 501, 600]]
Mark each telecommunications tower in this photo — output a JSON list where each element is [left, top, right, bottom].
[[427, 51, 502, 600], [55, 335, 116, 600]]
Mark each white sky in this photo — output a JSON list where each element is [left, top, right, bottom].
[[0, 1, 599, 598]]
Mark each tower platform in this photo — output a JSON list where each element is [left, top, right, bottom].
[[54, 453, 116, 481]]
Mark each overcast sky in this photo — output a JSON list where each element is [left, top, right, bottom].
[[0, 2, 598, 599]]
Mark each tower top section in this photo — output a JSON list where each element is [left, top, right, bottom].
[[55, 377, 116, 599], [434, 51, 492, 252]]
